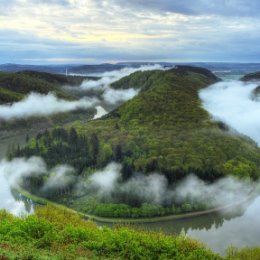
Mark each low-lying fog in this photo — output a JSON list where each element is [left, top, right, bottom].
[[200, 80, 260, 145], [2, 72, 260, 253], [0, 64, 165, 121]]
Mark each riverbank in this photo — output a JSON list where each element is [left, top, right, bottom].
[[15, 185, 258, 224]]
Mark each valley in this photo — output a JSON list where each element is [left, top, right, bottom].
[[1, 64, 260, 257]]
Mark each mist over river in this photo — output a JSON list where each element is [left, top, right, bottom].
[[1, 75, 260, 254], [0, 131, 35, 215]]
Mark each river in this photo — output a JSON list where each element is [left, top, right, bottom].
[[1, 79, 260, 254], [0, 130, 35, 215]]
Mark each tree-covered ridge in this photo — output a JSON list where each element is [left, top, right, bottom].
[[15, 67, 260, 218], [0, 71, 89, 102], [0, 87, 23, 104], [241, 71, 260, 81], [71, 67, 260, 181], [240, 71, 260, 100], [19, 67, 260, 181], [14, 127, 111, 175]]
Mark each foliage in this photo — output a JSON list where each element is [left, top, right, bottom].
[[70, 68, 260, 182], [2, 206, 260, 260], [0, 87, 23, 104], [240, 71, 260, 81], [13, 67, 260, 218], [0, 206, 221, 260], [226, 246, 260, 260], [0, 71, 81, 101]]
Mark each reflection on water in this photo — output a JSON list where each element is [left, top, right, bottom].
[[143, 197, 260, 253], [187, 196, 260, 253], [99, 197, 260, 254], [0, 171, 34, 215], [0, 131, 35, 216], [1, 110, 260, 253]]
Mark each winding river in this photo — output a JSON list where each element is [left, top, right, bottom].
[[1, 79, 260, 254]]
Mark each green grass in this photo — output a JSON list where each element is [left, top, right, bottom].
[[0, 206, 221, 260], [1, 205, 260, 260]]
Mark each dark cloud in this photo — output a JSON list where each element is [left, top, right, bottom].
[[106, 0, 260, 17], [1, 27, 260, 64], [0, 0, 70, 6], [33, 0, 70, 5]]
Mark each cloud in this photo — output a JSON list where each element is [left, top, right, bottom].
[[89, 163, 121, 193], [1, 157, 46, 187], [102, 88, 138, 105], [1, 156, 77, 194], [87, 162, 254, 208], [0, 92, 98, 121], [42, 165, 76, 192], [68, 64, 164, 105], [93, 106, 107, 119], [199, 80, 260, 145], [0, 0, 260, 63], [107, 0, 260, 17], [1, 156, 254, 215], [79, 64, 165, 91], [0, 166, 32, 215]]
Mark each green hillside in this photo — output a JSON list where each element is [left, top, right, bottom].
[[15, 66, 260, 218], [241, 71, 260, 81], [0, 71, 88, 101], [240, 71, 260, 98], [70, 66, 260, 180], [0, 87, 23, 104]]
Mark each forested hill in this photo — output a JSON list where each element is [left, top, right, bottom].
[[0, 70, 90, 103], [19, 66, 260, 183], [241, 71, 260, 81], [240, 71, 260, 99]]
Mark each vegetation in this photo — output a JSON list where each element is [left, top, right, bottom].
[[0, 87, 23, 104], [70, 67, 260, 181], [0, 205, 221, 260], [1, 205, 260, 260], [0, 70, 89, 101], [241, 71, 260, 81], [13, 67, 260, 218], [0, 70, 97, 132], [240, 71, 260, 100]]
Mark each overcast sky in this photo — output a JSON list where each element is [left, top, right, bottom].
[[0, 0, 259, 64]]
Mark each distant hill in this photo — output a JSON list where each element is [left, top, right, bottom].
[[2, 62, 260, 77], [241, 71, 260, 81], [240, 71, 260, 99], [0, 63, 71, 73], [0, 70, 88, 102]]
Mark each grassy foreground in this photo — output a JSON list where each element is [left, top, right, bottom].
[[0, 205, 260, 260]]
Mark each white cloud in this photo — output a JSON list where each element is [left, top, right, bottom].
[[200, 80, 260, 145], [1, 0, 260, 63], [0, 92, 98, 121]]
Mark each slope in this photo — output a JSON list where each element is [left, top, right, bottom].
[[0, 71, 88, 101], [20, 66, 260, 182]]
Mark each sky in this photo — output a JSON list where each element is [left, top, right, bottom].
[[0, 0, 260, 64]]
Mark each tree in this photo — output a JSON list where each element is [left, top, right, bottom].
[[114, 144, 123, 162], [90, 133, 99, 164], [69, 127, 78, 145]]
